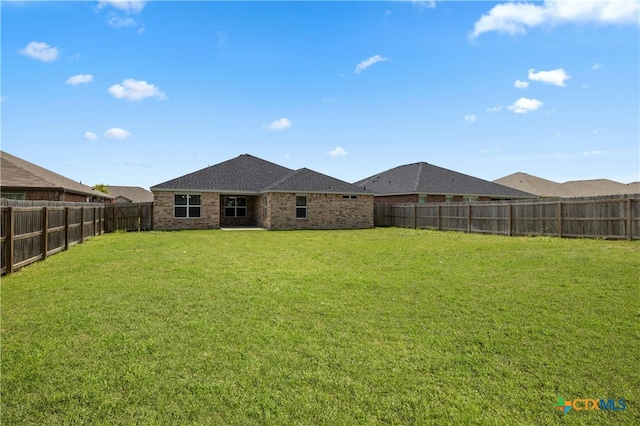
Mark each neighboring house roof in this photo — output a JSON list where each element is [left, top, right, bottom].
[[560, 179, 637, 197], [106, 186, 154, 203], [1, 150, 113, 200], [494, 172, 640, 197], [493, 172, 564, 197], [354, 162, 535, 198], [151, 154, 372, 195]]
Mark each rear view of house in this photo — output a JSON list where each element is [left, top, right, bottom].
[[150, 154, 374, 230]]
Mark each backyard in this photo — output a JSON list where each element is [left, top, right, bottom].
[[1, 228, 638, 424]]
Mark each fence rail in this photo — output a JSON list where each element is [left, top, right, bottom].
[[374, 195, 640, 240], [1, 201, 153, 275]]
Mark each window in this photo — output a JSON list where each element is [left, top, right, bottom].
[[0, 192, 25, 200], [463, 196, 479, 203], [225, 196, 247, 217], [418, 195, 427, 204], [263, 196, 268, 219], [174, 194, 201, 218], [446, 196, 454, 203], [343, 195, 357, 200], [296, 195, 307, 219]]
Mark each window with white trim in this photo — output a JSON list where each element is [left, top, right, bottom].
[[343, 195, 357, 200], [463, 196, 478, 203], [174, 194, 201, 218], [224, 196, 247, 217], [418, 195, 427, 204], [296, 195, 307, 218], [263, 196, 268, 218]]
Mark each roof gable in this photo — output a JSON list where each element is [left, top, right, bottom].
[[355, 162, 534, 198], [1, 151, 113, 199]]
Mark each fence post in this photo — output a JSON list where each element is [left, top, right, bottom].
[[6, 207, 14, 274], [557, 201, 563, 238], [93, 207, 97, 237], [467, 204, 472, 233], [414, 205, 417, 229], [64, 207, 70, 251], [41, 207, 49, 260], [437, 204, 441, 231], [79, 207, 84, 244], [627, 198, 632, 240], [507, 203, 512, 237]]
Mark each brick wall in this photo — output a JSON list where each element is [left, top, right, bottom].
[[267, 192, 374, 230], [152, 191, 220, 230]]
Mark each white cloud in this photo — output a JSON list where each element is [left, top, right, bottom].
[[354, 55, 389, 74], [266, 118, 292, 131], [329, 146, 347, 157], [105, 128, 131, 139], [412, 1, 436, 10], [528, 68, 570, 87], [98, 1, 146, 14], [507, 97, 543, 114], [19, 41, 59, 62], [83, 131, 98, 141], [582, 150, 606, 156], [514, 79, 529, 89], [108, 15, 138, 28], [108, 79, 167, 101], [487, 105, 502, 113], [464, 114, 477, 123], [65, 74, 94, 86], [470, 0, 639, 38], [592, 62, 603, 70]]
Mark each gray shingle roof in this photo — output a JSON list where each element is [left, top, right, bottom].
[[355, 162, 534, 198], [151, 154, 293, 192], [1, 151, 113, 199], [151, 154, 371, 195], [265, 168, 372, 194]]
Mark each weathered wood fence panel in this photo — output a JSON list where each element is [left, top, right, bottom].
[[104, 202, 153, 233], [1, 201, 153, 275], [374, 195, 640, 240]]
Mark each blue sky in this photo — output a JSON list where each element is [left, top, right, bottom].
[[2, 0, 639, 190]]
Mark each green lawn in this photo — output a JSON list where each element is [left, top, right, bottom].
[[1, 228, 638, 425]]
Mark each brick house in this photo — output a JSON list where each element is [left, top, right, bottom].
[[354, 161, 534, 204], [0, 151, 113, 203], [150, 154, 374, 230]]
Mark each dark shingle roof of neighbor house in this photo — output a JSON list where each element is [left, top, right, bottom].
[[354, 162, 535, 198], [107, 186, 154, 203], [151, 154, 372, 195], [1, 150, 113, 199], [494, 172, 640, 197]]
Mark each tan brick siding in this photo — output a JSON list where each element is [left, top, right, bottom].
[[152, 191, 220, 230], [267, 193, 374, 230]]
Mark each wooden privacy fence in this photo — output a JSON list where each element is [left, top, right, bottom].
[[1, 201, 153, 275], [374, 195, 640, 240], [104, 202, 153, 233]]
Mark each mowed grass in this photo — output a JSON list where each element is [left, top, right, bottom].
[[1, 228, 638, 425]]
